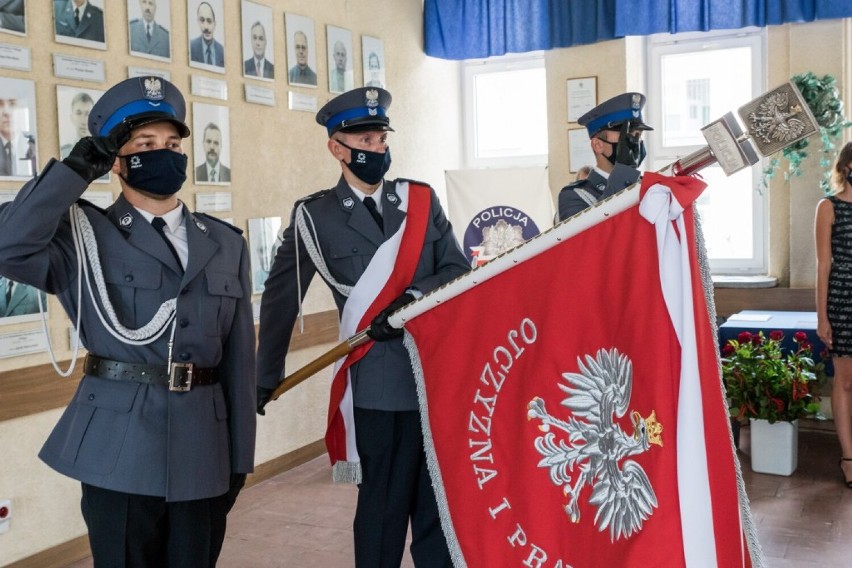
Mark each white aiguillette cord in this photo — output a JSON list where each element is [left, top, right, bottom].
[[38, 204, 178, 377]]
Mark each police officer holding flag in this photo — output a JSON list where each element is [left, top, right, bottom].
[[0, 76, 256, 567], [557, 92, 654, 220]]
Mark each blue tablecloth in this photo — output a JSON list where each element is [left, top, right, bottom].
[[718, 310, 832, 375]]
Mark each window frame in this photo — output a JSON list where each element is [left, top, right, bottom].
[[462, 52, 548, 169], [646, 28, 768, 274]]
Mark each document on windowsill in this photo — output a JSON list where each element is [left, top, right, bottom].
[[726, 313, 772, 322]]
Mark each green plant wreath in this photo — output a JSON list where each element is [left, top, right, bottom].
[[761, 72, 852, 194]]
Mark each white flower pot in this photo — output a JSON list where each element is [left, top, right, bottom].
[[750, 418, 798, 476]]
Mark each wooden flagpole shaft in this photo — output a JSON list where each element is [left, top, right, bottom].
[[270, 329, 371, 401]]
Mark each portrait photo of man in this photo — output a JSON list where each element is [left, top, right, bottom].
[[188, 0, 224, 72], [362, 35, 386, 89], [285, 13, 317, 87], [241, 1, 273, 80], [327, 26, 353, 94], [53, 0, 105, 46], [0, 0, 26, 35], [128, 0, 170, 59], [0, 276, 46, 321], [57, 86, 109, 183], [0, 77, 36, 179], [193, 103, 231, 184], [247, 217, 281, 294]]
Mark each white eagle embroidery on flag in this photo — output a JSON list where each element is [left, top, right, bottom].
[[527, 347, 664, 541]]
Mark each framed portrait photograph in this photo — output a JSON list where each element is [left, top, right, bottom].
[[241, 1, 274, 81], [56, 85, 109, 183], [0, 0, 26, 36], [284, 13, 317, 88], [128, 0, 171, 61], [192, 102, 231, 185], [188, 0, 225, 74], [361, 35, 386, 89], [0, 276, 47, 325], [326, 25, 353, 94], [0, 77, 37, 179], [53, 0, 106, 50], [248, 217, 281, 294], [567, 127, 596, 174]]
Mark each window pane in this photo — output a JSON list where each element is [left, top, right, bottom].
[[660, 47, 753, 148], [694, 166, 755, 259], [473, 67, 548, 159]]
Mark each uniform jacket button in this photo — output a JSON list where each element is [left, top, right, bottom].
[[124, 274, 134, 282], [88, 393, 95, 401], [181, 288, 190, 295], [179, 352, 190, 361], [179, 318, 189, 328], [352, 247, 358, 253]]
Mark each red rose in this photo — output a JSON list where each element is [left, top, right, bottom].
[[793, 331, 808, 343], [752, 334, 764, 346], [722, 343, 735, 356], [770, 330, 784, 341], [737, 331, 753, 343]]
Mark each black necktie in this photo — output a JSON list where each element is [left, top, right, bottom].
[[363, 196, 383, 229], [206, 46, 212, 65], [1, 142, 10, 175], [74, 7, 80, 26], [152, 217, 183, 270], [146, 24, 152, 42]]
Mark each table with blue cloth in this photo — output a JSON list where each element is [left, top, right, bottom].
[[718, 310, 831, 374]]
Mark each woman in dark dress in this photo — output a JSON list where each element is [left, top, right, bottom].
[[816, 141, 852, 488]]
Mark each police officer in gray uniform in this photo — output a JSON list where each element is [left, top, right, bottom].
[[256, 87, 469, 567], [0, 77, 256, 567], [557, 92, 654, 221]]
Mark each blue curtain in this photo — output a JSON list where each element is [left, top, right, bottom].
[[424, 0, 852, 60]]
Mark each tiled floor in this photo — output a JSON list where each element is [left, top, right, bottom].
[[63, 424, 852, 567]]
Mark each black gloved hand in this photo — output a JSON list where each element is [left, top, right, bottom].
[[367, 292, 416, 342], [257, 386, 274, 416], [226, 473, 247, 512], [62, 136, 117, 183]]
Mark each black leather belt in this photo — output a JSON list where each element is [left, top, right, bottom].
[[84, 354, 217, 392]]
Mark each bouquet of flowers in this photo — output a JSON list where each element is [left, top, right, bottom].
[[721, 330, 826, 424]]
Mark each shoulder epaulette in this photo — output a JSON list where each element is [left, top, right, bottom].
[[75, 197, 106, 215], [392, 178, 433, 190], [295, 188, 332, 207], [195, 212, 243, 235]]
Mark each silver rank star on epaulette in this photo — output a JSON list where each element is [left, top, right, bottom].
[[119, 213, 133, 227], [194, 218, 208, 233], [386, 193, 399, 204], [595, 182, 606, 191], [342, 197, 355, 210]]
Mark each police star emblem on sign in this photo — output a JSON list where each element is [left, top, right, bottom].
[[527, 348, 663, 541], [143, 77, 164, 100]]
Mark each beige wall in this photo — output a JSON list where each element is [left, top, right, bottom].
[[0, 0, 461, 564]]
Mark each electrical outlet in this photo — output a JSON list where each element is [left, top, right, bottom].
[[0, 499, 10, 534]]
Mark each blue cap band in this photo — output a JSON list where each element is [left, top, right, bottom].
[[100, 100, 179, 137], [586, 108, 643, 136], [325, 106, 387, 135]]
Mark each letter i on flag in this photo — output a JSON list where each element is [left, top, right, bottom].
[[398, 173, 762, 567]]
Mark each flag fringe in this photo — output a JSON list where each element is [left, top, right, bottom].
[[693, 207, 765, 568], [331, 461, 362, 485], [404, 331, 467, 568]]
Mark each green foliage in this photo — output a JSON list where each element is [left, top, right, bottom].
[[721, 330, 826, 424], [761, 72, 852, 194]]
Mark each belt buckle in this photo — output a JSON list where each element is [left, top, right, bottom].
[[169, 363, 193, 392]]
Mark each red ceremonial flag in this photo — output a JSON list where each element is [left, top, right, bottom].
[[398, 175, 761, 567]]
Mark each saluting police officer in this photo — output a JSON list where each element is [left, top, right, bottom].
[[256, 87, 469, 566], [557, 92, 654, 221], [0, 77, 256, 567]]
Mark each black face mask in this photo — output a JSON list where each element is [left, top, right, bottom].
[[337, 140, 392, 185], [602, 122, 646, 168], [119, 149, 188, 196], [846, 171, 852, 186]]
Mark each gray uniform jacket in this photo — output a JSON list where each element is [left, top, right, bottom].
[[129, 19, 170, 58], [257, 177, 469, 411], [0, 160, 256, 502], [54, 0, 104, 42], [557, 164, 641, 221]]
